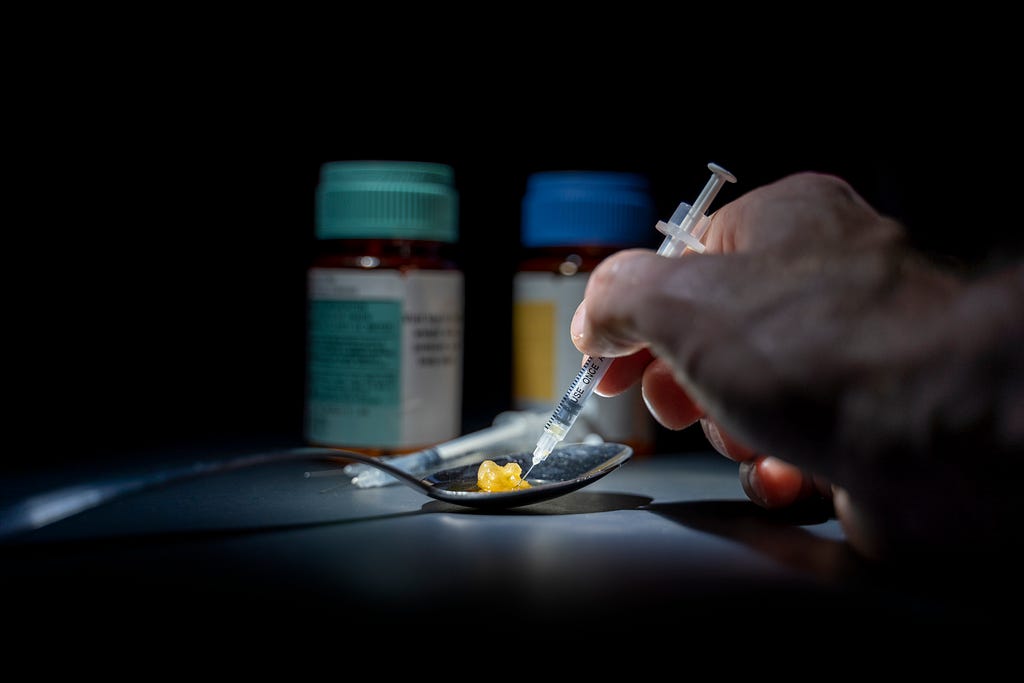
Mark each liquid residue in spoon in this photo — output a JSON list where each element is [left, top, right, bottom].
[[476, 460, 532, 492]]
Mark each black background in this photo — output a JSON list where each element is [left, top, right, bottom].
[[5, 22, 1024, 663], [12, 72, 1020, 476]]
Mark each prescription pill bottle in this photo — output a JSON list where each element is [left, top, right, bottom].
[[514, 171, 657, 455], [305, 161, 463, 455]]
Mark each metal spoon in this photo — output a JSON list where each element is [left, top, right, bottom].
[[399, 441, 632, 509], [0, 442, 632, 540]]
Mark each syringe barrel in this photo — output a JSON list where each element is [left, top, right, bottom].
[[349, 448, 441, 487], [544, 355, 612, 435]]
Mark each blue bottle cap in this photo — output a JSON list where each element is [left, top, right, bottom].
[[521, 171, 656, 248]]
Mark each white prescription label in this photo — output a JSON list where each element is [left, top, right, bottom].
[[306, 268, 463, 449]]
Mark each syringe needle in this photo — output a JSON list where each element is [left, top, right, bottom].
[[517, 463, 536, 488]]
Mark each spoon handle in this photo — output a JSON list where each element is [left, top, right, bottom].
[[0, 446, 426, 542]]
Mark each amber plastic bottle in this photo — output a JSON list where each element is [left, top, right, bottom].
[[513, 171, 657, 455], [305, 161, 462, 456]]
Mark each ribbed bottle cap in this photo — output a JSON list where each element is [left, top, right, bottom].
[[316, 161, 458, 242], [521, 171, 655, 247]]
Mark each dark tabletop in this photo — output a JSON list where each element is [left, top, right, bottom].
[[1, 447, 1015, 652]]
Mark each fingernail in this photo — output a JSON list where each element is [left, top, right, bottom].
[[703, 419, 726, 454], [641, 385, 667, 429], [570, 301, 587, 342], [740, 460, 768, 507]]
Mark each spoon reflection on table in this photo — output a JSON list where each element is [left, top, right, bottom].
[[0, 443, 633, 540]]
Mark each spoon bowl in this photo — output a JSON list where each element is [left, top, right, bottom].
[[359, 442, 633, 509]]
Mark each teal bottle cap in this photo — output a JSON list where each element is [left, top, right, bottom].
[[316, 161, 458, 242]]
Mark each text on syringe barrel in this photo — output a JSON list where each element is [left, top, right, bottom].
[[544, 355, 612, 436]]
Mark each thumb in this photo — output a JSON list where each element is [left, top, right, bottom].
[[571, 249, 701, 359], [571, 298, 647, 358]]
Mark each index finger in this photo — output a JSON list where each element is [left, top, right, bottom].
[[701, 172, 897, 255]]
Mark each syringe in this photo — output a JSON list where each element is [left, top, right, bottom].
[[523, 163, 737, 482], [337, 410, 550, 488]]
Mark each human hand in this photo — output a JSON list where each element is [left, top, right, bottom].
[[570, 172, 1022, 560]]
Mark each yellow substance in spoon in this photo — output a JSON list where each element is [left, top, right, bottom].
[[476, 460, 532, 492]]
